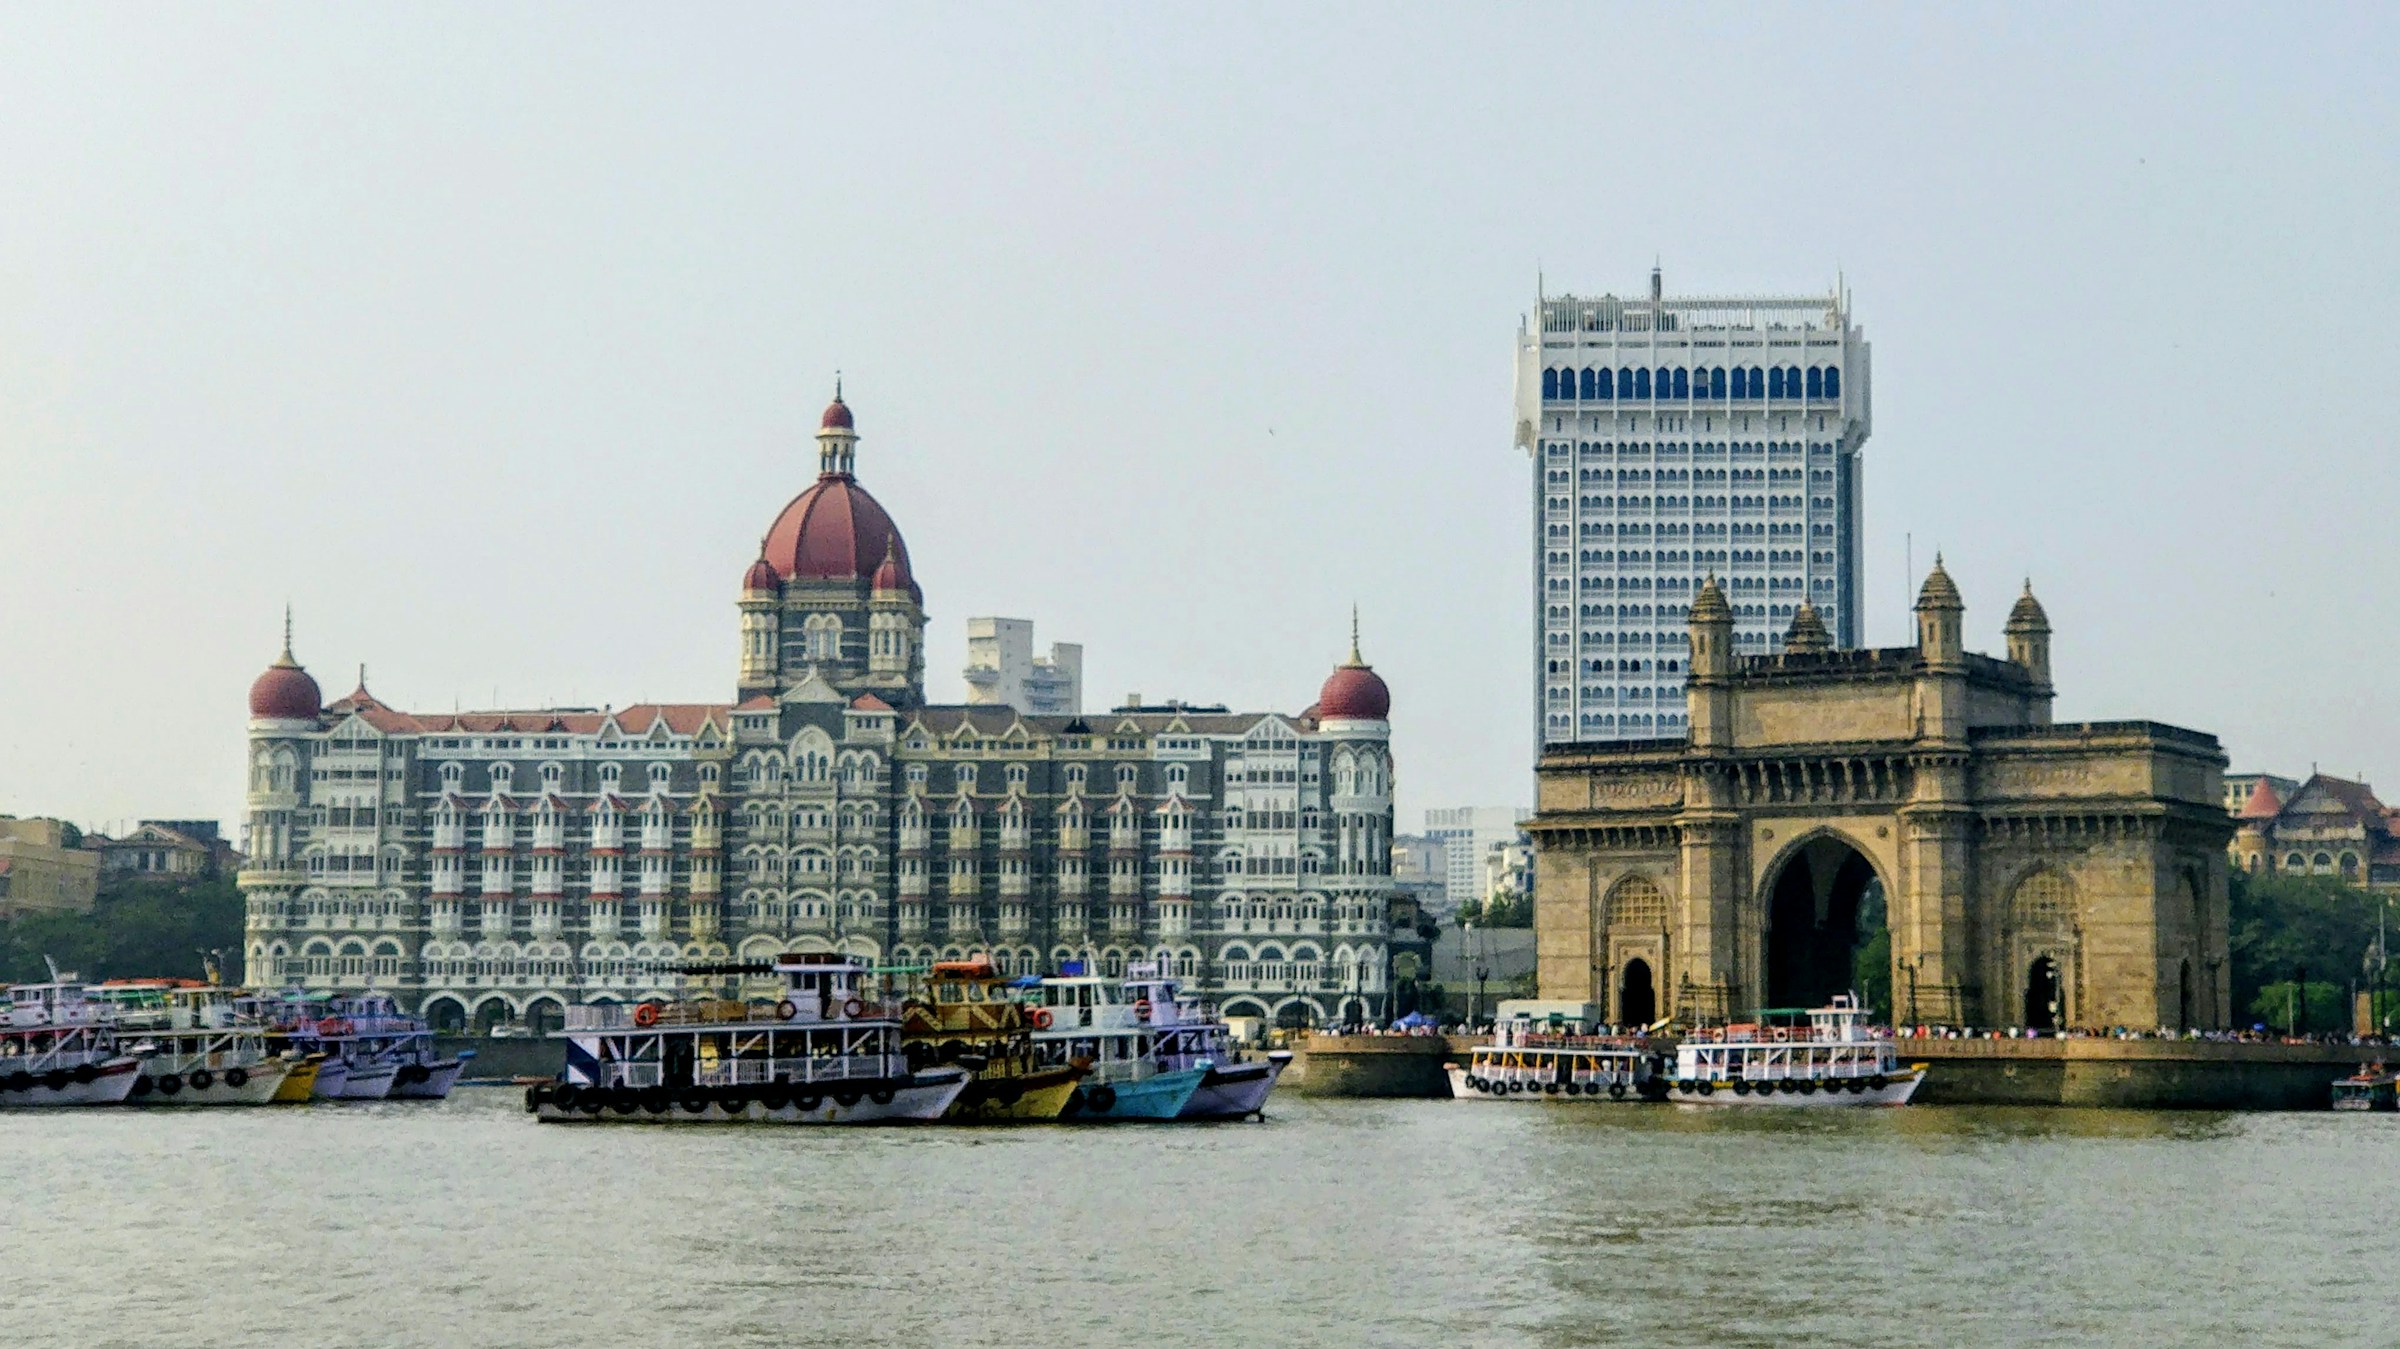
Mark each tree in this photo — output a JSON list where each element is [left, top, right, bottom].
[[2227, 871, 2386, 1026], [0, 875, 243, 985], [2248, 981, 2347, 1035]]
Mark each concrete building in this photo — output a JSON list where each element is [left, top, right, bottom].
[[241, 391, 1399, 1032], [93, 821, 236, 882], [1516, 269, 1871, 744], [1424, 807, 1523, 910], [1530, 563, 2233, 1032], [1483, 836, 1533, 911], [2230, 773, 2400, 890], [963, 618, 1083, 716], [0, 818, 100, 916]]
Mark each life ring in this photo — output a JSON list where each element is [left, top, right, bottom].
[[41, 1068, 70, 1092], [776, 1000, 799, 1022], [718, 1095, 749, 1116], [869, 1087, 896, 1105], [1027, 1008, 1053, 1030], [611, 1093, 640, 1115], [226, 1067, 250, 1089], [795, 1092, 823, 1112], [1868, 1074, 1889, 1092], [681, 1096, 710, 1114], [1695, 1079, 1714, 1096], [759, 1091, 791, 1112], [642, 1087, 671, 1114], [551, 1083, 580, 1110], [72, 1062, 99, 1085], [1732, 1079, 1752, 1096], [189, 1069, 215, 1091], [1086, 1084, 1118, 1113], [842, 998, 866, 1019], [1133, 1000, 1152, 1023], [633, 1004, 661, 1028], [523, 1085, 542, 1113], [1609, 1082, 1628, 1101], [833, 1089, 863, 1108], [1543, 1082, 1561, 1095], [1563, 1082, 1581, 1097], [1798, 1080, 1818, 1095]]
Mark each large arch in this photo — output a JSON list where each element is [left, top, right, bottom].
[[2004, 867, 2080, 1030], [1758, 832, 1889, 1016], [421, 995, 468, 1034]]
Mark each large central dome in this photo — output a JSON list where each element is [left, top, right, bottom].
[[757, 391, 919, 599]]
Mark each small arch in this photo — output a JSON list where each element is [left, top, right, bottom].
[[1618, 958, 1657, 1027], [1822, 365, 1840, 398], [1542, 368, 1559, 399]]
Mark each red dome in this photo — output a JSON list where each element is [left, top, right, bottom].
[[249, 653, 321, 721], [871, 540, 908, 593], [820, 396, 854, 431], [760, 475, 917, 598], [1317, 660, 1390, 721], [743, 556, 781, 592]]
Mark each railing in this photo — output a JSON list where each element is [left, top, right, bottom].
[[565, 1000, 895, 1032], [598, 1053, 899, 1089]]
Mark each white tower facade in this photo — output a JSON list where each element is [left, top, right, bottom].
[[1515, 269, 1871, 744]]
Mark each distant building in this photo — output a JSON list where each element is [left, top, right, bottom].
[[2230, 773, 2400, 890], [2224, 773, 2301, 819], [1432, 924, 1539, 1018], [92, 821, 236, 882], [962, 618, 1083, 715], [1424, 807, 1524, 909], [0, 818, 100, 916], [1483, 836, 1533, 909]]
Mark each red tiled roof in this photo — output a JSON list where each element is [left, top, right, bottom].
[[2239, 777, 2284, 820]]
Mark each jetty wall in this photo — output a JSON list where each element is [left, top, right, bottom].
[[1292, 1033, 2388, 1109]]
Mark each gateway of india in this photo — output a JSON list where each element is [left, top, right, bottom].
[[241, 392, 1398, 1032], [1532, 563, 2234, 1031]]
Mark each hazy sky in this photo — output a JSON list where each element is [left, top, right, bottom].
[[4, 5, 2395, 837]]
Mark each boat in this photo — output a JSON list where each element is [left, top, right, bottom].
[[2331, 1064, 2399, 1112], [900, 959, 1085, 1122], [1028, 964, 1208, 1121], [1123, 962, 1290, 1120], [91, 981, 294, 1106], [0, 976, 144, 1107], [254, 993, 471, 1100], [1445, 1001, 1660, 1103], [1666, 994, 1926, 1106], [270, 1056, 327, 1102], [530, 952, 969, 1124]]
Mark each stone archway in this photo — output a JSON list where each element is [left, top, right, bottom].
[[1762, 835, 1887, 1015], [1618, 958, 1657, 1027], [421, 995, 468, 1034]]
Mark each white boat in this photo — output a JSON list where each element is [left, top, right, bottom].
[[1122, 963, 1289, 1120], [1029, 964, 1209, 1121], [2332, 1065, 2398, 1112], [1666, 994, 1926, 1106], [532, 952, 968, 1125], [92, 983, 293, 1106], [0, 977, 144, 1107], [255, 992, 470, 1101], [1445, 1003, 1659, 1103]]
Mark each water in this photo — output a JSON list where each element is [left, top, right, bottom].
[[5, 1090, 2392, 1347]]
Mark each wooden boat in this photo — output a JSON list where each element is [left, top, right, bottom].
[[901, 959, 1085, 1122]]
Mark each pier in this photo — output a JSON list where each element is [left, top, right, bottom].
[[1292, 1032, 2393, 1109]]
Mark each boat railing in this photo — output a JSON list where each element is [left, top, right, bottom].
[[566, 1000, 897, 1032], [603, 1054, 899, 1089]]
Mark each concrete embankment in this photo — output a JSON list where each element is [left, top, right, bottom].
[[439, 1035, 563, 1080], [1292, 1032, 2388, 1109]]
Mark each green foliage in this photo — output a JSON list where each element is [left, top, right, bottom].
[[1853, 926, 1892, 1022], [0, 876, 243, 985], [1472, 891, 1533, 929], [2247, 981, 2348, 1035], [2227, 870, 2388, 1024]]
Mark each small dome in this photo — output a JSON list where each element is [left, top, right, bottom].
[[248, 646, 321, 721], [820, 394, 854, 431], [1916, 556, 1964, 611], [1784, 599, 1831, 654], [1690, 575, 1732, 625], [743, 555, 781, 593], [2005, 580, 2050, 634], [871, 539, 908, 594], [1317, 618, 1390, 721]]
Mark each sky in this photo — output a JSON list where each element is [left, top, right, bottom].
[[2, 5, 2395, 837]]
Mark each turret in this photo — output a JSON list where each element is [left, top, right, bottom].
[[738, 547, 781, 699], [1783, 598, 1832, 656], [1686, 576, 1734, 749], [1914, 555, 1964, 666], [2005, 580, 2051, 687]]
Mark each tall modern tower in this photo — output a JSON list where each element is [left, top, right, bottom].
[[1515, 269, 1870, 745]]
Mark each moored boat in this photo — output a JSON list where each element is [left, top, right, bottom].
[[1667, 994, 1925, 1107], [255, 993, 469, 1101], [901, 959, 1085, 1122], [1445, 1002, 1659, 1103], [93, 982, 294, 1106], [1029, 965, 1207, 1121], [1124, 963, 1289, 1120], [0, 977, 144, 1107], [530, 952, 968, 1124], [2331, 1065, 2398, 1112]]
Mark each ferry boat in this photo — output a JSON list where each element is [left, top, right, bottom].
[[256, 993, 471, 1100], [92, 981, 294, 1105], [530, 952, 969, 1124], [1445, 1002, 1659, 1103], [2331, 1064, 2399, 1112], [900, 959, 1085, 1122], [0, 976, 144, 1107], [1029, 965, 1209, 1121], [1667, 995, 1926, 1106], [1123, 963, 1290, 1120]]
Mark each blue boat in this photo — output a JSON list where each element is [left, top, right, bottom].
[[1029, 966, 1207, 1123]]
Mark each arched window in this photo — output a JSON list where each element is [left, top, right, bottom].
[[1729, 367, 1747, 399], [1671, 368, 1689, 399], [1616, 367, 1634, 398], [1805, 367, 1823, 399], [2341, 853, 2361, 880], [1606, 875, 1669, 931], [1822, 365, 1841, 398], [1747, 366, 1764, 398], [1709, 367, 1726, 398], [1576, 367, 1595, 399], [1592, 367, 1611, 400], [1542, 368, 1558, 399], [2011, 870, 2075, 931], [1634, 368, 1651, 399], [1767, 367, 1785, 399]]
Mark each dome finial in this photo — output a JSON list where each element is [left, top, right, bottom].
[[274, 603, 299, 668], [1348, 603, 1363, 666]]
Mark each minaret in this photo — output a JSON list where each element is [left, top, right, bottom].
[[2004, 579, 2053, 722], [738, 545, 781, 699], [1914, 554, 1965, 665], [1686, 575, 1734, 749]]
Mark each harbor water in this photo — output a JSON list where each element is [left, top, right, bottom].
[[5, 1090, 2390, 1347]]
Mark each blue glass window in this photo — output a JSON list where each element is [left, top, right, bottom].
[[1823, 366, 1840, 398], [1543, 368, 1559, 399], [1617, 367, 1635, 398], [1805, 367, 1822, 399], [1671, 368, 1689, 399], [1767, 368, 1784, 398], [1635, 368, 1651, 399], [1710, 367, 1726, 398]]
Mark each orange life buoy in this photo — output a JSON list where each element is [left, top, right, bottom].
[[633, 1003, 661, 1028], [1027, 1007, 1053, 1030], [1134, 999, 1152, 1023], [842, 998, 866, 1018]]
